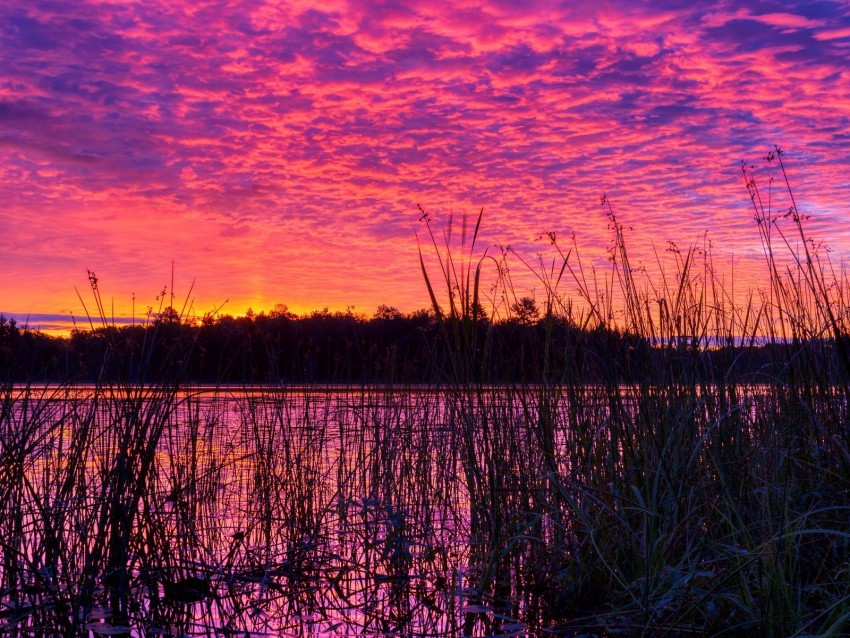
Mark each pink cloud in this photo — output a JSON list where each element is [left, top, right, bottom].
[[814, 26, 850, 40], [751, 12, 825, 29]]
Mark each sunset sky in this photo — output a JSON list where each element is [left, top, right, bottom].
[[2, 0, 850, 333]]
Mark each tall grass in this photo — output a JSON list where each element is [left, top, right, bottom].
[[414, 149, 850, 636], [1, 150, 849, 636]]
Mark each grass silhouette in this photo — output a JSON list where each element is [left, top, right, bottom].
[[1, 149, 849, 636]]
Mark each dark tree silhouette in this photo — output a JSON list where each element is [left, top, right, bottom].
[[511, 297, 540, 326]]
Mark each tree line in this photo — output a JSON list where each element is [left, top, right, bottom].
[[0, 304, 844, 386]]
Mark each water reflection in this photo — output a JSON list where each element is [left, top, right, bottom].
[[2, 385, 547, 637]]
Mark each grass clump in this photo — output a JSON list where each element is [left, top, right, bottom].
[[413, 148, 850, 637]]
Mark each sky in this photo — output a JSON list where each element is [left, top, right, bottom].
[[2, 0, 850, 333]]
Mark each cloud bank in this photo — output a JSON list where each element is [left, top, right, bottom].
[[2, 0, 849, 322]]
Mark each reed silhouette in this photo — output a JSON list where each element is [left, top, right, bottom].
[[1, 150, 849, 636]]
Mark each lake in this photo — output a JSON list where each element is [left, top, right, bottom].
[[2, 383, 581, 637], [2, 380, 848, 636]]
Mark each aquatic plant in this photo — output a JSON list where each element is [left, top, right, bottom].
[[1, 150, 849, 636]]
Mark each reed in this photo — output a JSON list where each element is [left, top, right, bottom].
[[1, 150, 849, 636], [410, 149, 850, 636]]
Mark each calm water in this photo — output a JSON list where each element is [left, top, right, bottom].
[[8, 382, 795, 636], [2, 384, 573, 637]]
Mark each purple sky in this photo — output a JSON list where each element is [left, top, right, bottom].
[[2, 0, 849, 332]]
